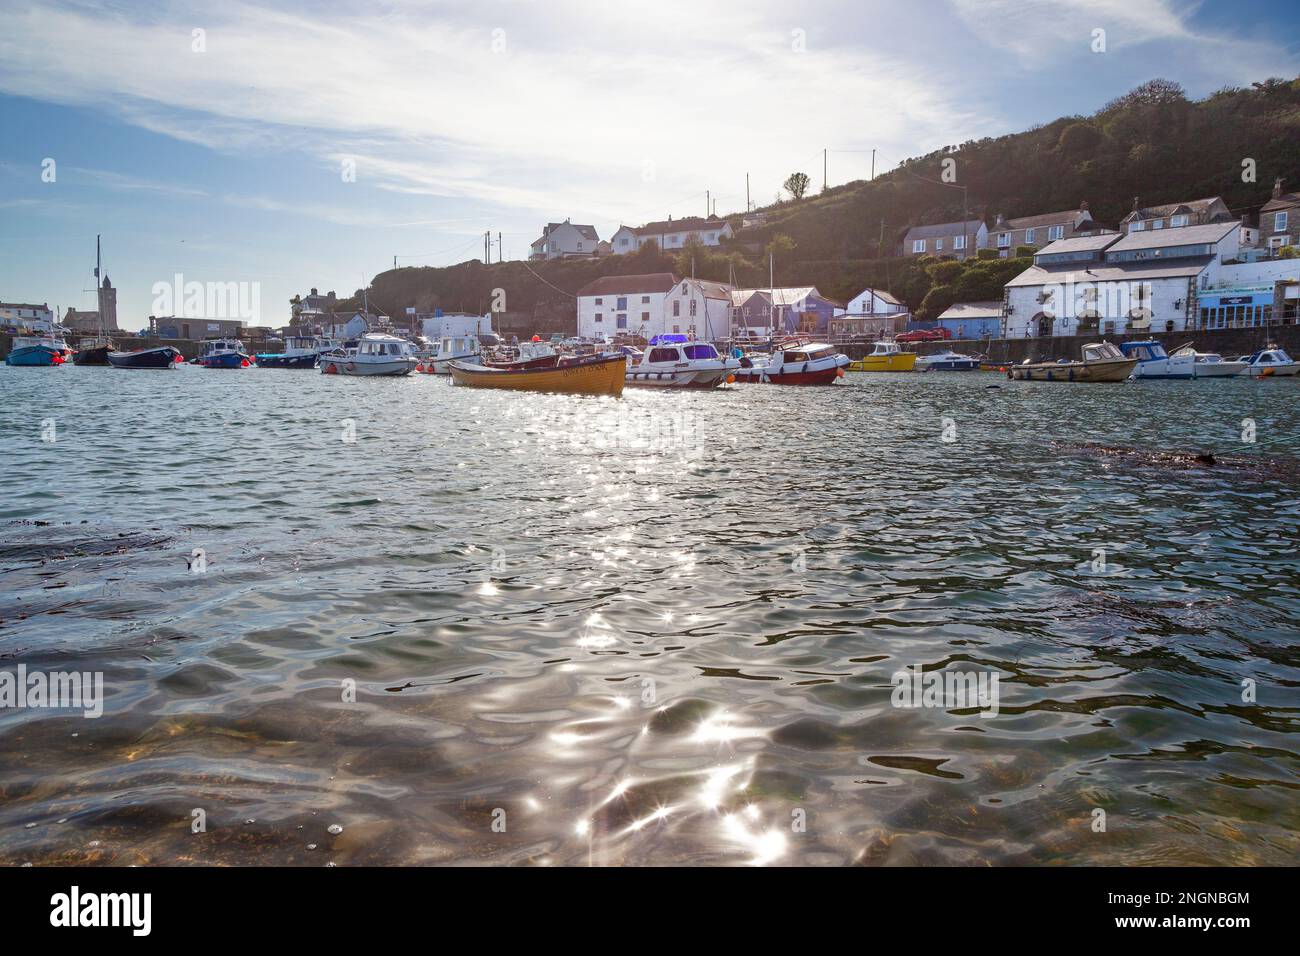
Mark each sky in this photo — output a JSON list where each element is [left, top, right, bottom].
[[1, 0, 1298, 329]]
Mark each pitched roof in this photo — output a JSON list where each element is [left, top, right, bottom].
[[535, 221, 600, 243], [1104, 220, 1237, 253], [731, 286, 818, 306], [852, 288, 903, 305], [1036, 234, 1123, 255], [1124, 196, 1225, 221], [687, 278, 735, 300], [577, 273, 678, 297], [1261, 192, 1300, 211], [0, 302, 51, 310], [1005, 257, 1213, 288], [905, 219, 984, 240], [998, 208, 1090, 231], [938, 301, 1003, 320], [635, 215, 732, 236]]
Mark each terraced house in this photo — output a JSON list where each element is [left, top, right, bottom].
[[1119, 195, 1233, 234], [1260, 177, 1300, 254], [609, 214, 734, 254], [902, 219, 987, 259], [988, 202, 1107, 256]]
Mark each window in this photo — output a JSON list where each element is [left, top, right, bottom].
[[936, 238, 944, 251], [681, 283, 688, 293], [1152, 220, 1163, 230], [672, 325, 680, 334], [683, 344, 718, 359], [594, 297, 603, 305], [641, 295, 649, 304], [689, 300, 697, 316], [954, 236, 965, 250], [641, 311, 650, 323], [577, 242, 584, 250], [1025, 228, 1035, 244], [617, 314, 627, 329], [1278, 211, 1290, 233], [1128, 221, 1144, 233], [595, 312, 603, 323], [912, 239, 926, 253], [1048, 225, 1064, 240], [616, 297, 627, 310], [1170, 214, 1188, 227], [648, 348, 679, 363], [672, 301, 680, 317], [619, 236, 629, 246], [707, 233, 716, 241], [997, 232, 1011, 248]]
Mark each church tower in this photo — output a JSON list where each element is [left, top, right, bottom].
[[99, 274, 119, 330]]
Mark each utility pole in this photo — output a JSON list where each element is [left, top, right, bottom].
[[823, 148, 828, 192], [498, 232, 502, 264], [706, 190, 710, 218], [871, 149, 876, 181], [746, 173, 750, 212]]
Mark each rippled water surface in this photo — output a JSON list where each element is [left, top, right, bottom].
[[1, 364, 1297, 866]]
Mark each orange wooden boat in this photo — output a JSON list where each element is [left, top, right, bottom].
[[448, 353, 625, 396]]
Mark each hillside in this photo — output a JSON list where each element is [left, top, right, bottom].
[[340, 77, 1300, 331]]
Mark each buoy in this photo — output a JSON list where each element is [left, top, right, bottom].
[[324, 363, 337, 374], [241, 359, 250, 367], [726, 374, 735, 384], [836, 367, 845, 377]]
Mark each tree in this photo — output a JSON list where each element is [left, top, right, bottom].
[[765, 233, 795, 260], [784, 172, 811, 201], [1100, 78, 1187, 114]]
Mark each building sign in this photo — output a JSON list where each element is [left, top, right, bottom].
[[1220, 296, 1252, 305]]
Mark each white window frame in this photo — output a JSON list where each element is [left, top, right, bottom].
[[1024, 228, 1035, 244], [1152, 220, 1164, 230], [1129, 221, 1144, 233], [912, 239, 926, 253], [954, 235, 965, 250], [1170, 214, 1189, 227], [936, 238, 944, 251], [997, 232, 1011, 248], [1277, 211, 1289, 233], [1048, 225, 1064, 241]]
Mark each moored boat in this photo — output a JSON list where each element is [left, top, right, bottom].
[[1008, 341, 1136, 382], [1170, 343, 1246, 378], [199, 337, 250, 369], [254, 334, 334, 369], [428, 334, 483, 374], [848, 340, 917, 372], [734, 338, 849, 385], [319, 332, 418, 376], [72, 336, 116, 366], [449, 352, 625, 395], [1118, 340, 1194, 379], [914, 349, 980, 372], [107, 346, 184, 369], [626, 340, 739, 388], [5, 334, 67, 366], [1240, 346, 1299, 378]]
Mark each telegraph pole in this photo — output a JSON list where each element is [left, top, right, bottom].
[[871, 149, 876, 180], [823, 148, 828, 192], [746, 173, 750, 212]]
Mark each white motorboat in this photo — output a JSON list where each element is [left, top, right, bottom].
[[1118, 340, 1194, 379], [625, 340, 740, 388], [1169, 344, 1246, 378], [319, 332, 417, 376], [1240, 346, 1299, 378], [734, 337, 850, 385], [914, 349, 980, 372]]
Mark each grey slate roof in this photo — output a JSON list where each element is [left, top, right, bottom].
[[905, 219, 984, 240], [1005, 257, 1213, 288], [1104, 221, 1237, 253]]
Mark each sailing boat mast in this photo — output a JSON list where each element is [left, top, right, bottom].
[[95, 234, 104, 338]]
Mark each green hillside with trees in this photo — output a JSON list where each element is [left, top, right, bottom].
[[336, 77, 1300, 331]]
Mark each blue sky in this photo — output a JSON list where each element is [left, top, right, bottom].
[[1, 0, 1298, 329]]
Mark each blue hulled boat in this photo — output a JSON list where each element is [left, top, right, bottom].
[[5, 334, 68, 366], [199, 337, 249, 369], [254, 334, 336, 369]]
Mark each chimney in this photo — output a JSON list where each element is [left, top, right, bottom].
[[1274, 177, 1284, 199], [1079, 200, 1089, 211], [1132, 196, 1140, 212]]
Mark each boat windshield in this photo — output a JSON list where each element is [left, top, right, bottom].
[[808, 346, 836, 360], [1083, 342, 1124, 360], [683, 344, 718, 360]]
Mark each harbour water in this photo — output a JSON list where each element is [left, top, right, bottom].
[[1, 366, 1297, 866]]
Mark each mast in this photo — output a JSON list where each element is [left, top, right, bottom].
[[769, 252, 775, 339], [95, 234, 104, 338]]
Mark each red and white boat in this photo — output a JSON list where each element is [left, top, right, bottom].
[[733, 337, 849, 385]]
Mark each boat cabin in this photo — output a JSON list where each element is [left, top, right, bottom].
[[358, 334, 414, 357], [1118, 340, 1170, 362], [201, 338, 246, 355], [1082, 342, 1125, 362]]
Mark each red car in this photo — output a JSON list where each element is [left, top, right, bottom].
[[896, 328, 952, 343]]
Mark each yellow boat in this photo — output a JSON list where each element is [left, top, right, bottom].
[[448, 353, 625, 396], [848, 341, 917, 372]]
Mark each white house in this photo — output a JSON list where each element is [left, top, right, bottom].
[[845, 287, 907, 315], [660, 278, 735, 339], [1002, 222, 1240, 337], [0, 302, 54, 330], [530, 220, 602, 260], [575, 273, 677, 339], [610, 215, 734, 255]]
